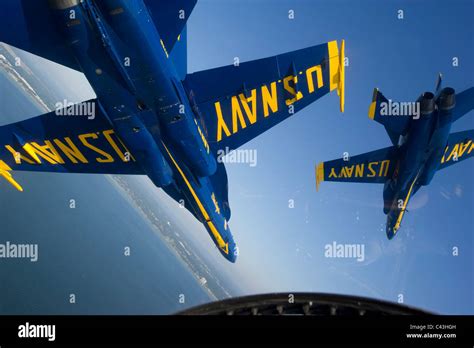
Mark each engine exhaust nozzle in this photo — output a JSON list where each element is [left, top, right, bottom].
[[438, 87, 456, 111], [420, 92, 435, 115]]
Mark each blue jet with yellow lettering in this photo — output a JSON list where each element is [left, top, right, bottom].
[[0, 0, 345, 262], [316, 75, 474, 239]]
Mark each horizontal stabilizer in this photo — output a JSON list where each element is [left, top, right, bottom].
[[185, 40, 345, 154], [452, 87, 474, 122], [316, 146, 398, 190]]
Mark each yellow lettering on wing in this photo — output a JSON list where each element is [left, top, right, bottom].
[[345, 165, 354, 177], [5, 145, 35, 164], [441, 140, 474, 164], [468, 141, 474, 154], [379, 160, 390, 177], [28, 141, 65, 164], [327, 161, 388, 180], [239, 89, 257, 125], [446, 144, 459, 162], [283, 75, 303, 106], [103, 130, 130, 162], [440, 145, 449, 163], [53, 137, 88, 164], [306, 65, 323, 93], [23, 143, 43, 163], [113, 132, 136, 162], [210, 60, 326, 142], [261, 82, 278, 117], [457, 140, 472, 158], [3, 129, 132, 166], [355, 164, 364, 177], [214, 101, 231, 142], [329, 167, 337, 178], [231, 95, 247, 133], [367, 161, 377, 177], [78, 133, 114, 163]]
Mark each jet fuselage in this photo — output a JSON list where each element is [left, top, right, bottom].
[[49, 0, 237, 261], [384, 89, 456, 238]]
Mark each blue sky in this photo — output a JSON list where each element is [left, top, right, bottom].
[[185, 0, 474, 313]]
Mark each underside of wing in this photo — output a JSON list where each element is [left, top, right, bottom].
[[316, 146, 398, 190], [0, 99, 144, 191], [452, 87, 474, 122], [184, 40, 345, 154], [438, 129, 474, 170]]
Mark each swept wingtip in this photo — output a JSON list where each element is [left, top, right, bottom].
[[338, 40, 345, 113], [328, 39, 345, 113], [315, 162, 324, 191], [0, 160, 23, 192], [0, 172, 23, 192]]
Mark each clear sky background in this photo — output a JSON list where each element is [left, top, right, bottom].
[[184, 0, 474, 314], [1, 0, 472, 314]]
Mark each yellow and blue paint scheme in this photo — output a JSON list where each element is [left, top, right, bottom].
[[317, 79, 474, 239], [0, 0, 345, 261]]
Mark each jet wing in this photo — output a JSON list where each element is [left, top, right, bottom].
[[316, 146, 398, 190], [452, 87, 474, 122], [184, 40, 345, 154], [0, 0, 81, 71], [438, 129, 474, 170], [0, 99, 144, 191]]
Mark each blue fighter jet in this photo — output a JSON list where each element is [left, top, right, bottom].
[[316, 75, 474, 239], [0, 0, 345, 262]]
